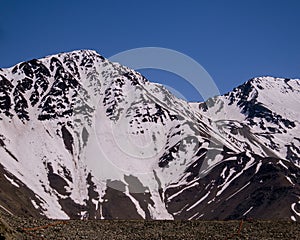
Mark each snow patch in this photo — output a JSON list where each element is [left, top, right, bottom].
[[243, 206, 253, 216], [167, 182, 199, 201], [278, 160, 288, 170], [286, 176, 294, 185], [4, 174, 19, 187], [31, 199, 39, 209], [226, 182, 250, 200], [186, 191, 210, 211], [291, 203, 300, 217]]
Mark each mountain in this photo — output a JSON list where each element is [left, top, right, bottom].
[[0, 50, 299, 221]]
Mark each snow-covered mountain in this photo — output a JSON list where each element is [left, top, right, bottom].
[[0, 50, 299, 221]]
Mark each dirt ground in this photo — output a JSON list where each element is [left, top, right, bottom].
[[1, 210, 299, 240]]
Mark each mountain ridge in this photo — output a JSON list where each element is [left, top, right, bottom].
[[0, 50, 299, 221]]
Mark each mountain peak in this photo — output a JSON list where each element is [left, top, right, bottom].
[[247, 76, 299, 89], [55, 49, 101, 59]]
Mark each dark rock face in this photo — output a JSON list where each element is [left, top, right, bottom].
[[166, 155, 300, 220], [61, 125, 74, 155], [0, 76, 14, 118], [0, 164, 43, 219], [101, 180, 143, 220], [0, 51, 299, 221]]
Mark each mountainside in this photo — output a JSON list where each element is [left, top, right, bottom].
[[0, 50, 299, 221]]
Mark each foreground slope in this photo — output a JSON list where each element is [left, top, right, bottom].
[[0, 50, 299, 221]]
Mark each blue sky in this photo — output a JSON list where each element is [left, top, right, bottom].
[[0, 0, 299, 101]]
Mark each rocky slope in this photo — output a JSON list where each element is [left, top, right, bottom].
[[0, 50, 299, 221]]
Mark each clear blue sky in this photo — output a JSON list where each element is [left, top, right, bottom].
[[0, 0, 299, 101]]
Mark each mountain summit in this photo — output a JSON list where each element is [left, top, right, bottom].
[[0, 50, 299, 221]]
